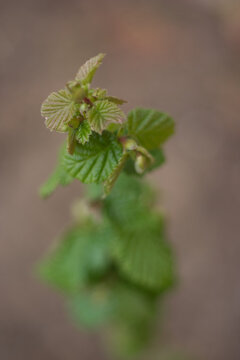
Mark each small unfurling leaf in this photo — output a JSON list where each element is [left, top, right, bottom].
[[105, 96, 127, 105], [75, 53, 105, 84], [88, 100, 125, 134], [75, 120, 92, 145]]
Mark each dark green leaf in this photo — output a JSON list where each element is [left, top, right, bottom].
[[103, 173, 155, 230], [112, 217, 175, 292], [63, 131, 123, 184], [106, 281, 157, 357], [127, 108, 174, 149]]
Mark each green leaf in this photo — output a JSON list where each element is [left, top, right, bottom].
[[75, 120, 92, 144], [86, 183, 103, 201], [75, 53, 105, 84], [108, 322, 152, 357], [39, 165, 73, 198], [63, 131, 123, 184], [67, 81, 86, 103], [39, 144, 74, 198], [87, 100, 125, 134], [103, 173, 154, 230], [69, 278, 156, 333], [106, 281, 157, 357], [91, 89, 126, 105], [92, 88, 107, 98], [41, 88, 76, 132], [127, 108, 175, 150], [112, 281, 157, 326], [112, 216, 175, 292], [69, 284, 114, 328], [37, 223, 112, 293], [105, 96, 127, 105], [147, 148, 166, 171]]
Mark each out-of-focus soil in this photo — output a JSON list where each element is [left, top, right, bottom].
[[0, 0, 240, 359]]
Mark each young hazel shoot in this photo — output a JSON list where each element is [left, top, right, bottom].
[[39, 53, 175, 358]]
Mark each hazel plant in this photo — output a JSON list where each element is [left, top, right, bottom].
[[39, 53, 176, 357]]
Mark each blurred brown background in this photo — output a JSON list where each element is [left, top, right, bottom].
[[0, 0, 240, 359]]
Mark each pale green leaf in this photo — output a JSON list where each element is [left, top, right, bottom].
[[41, 88, 76, 132], [88, 100, 125, 134], [105, 96, 127, 105], [91, 88, 127, 105], [127, 108, 175, 150], [92, 88, 107, 98], [75, 120, 92, 144], [75, 53, 105, 84], [63, 131, 123, 184]]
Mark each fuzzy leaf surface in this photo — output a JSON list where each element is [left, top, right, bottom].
[[41, 89, 76, 132], [75, 53, 105, 84], [63, 131, 123, 184], [127, 108, 174, 150], [88, 100, 125, 134]]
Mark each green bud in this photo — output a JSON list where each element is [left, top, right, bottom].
[[135, 154, 148, 174], [80, 103, 88, 112], [68, 116, 81, 130], [124, 139, 137, 151]]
